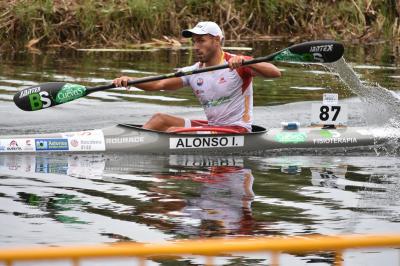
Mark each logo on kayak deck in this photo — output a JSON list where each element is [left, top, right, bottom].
[[0, 139, 35, 152], [70, 139, 79, 147], [196, 78, 204, 86], [274, 132, 307, 144], [35, 139, 69, 151], [170, 136, 244, 149], [55, 83, 87, 104], [25, 140, 33, 150], [310, 45, 333, 53], [313, 130, 357, 145], [313, 137, 357, 145], [6, 140, 22, 151], [106, 136, 144, 144], [9, 140, 18, 147], [319, 130, 341, 138]]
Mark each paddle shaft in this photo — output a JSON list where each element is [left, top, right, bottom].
[[87, 54, 276, 94]]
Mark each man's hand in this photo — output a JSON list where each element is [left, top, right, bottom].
[[228, 55, 245, 70], [113, 76, 134, 87]]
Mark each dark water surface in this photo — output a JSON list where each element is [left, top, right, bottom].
[[1, 41, 400, 265]]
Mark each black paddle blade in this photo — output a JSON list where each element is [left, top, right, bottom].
[[273, 40, 344, 63], [14, 82, 88, 111]]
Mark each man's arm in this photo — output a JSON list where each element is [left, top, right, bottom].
[[228, 56, 281, 78], [248, 62, 281, 78], [113, 76, 184, 91]]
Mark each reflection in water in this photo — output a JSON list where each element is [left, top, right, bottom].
[[1, 154, 400, 265], [17, 192, 88, 224], [262, 156, 400, 226], [154, 163, 255, 237], [0, 154, 256, 239]]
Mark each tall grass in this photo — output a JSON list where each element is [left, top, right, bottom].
[[0, 0, 398, 51]]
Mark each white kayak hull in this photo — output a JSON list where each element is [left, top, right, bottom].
[[0, 124, 396, 154]]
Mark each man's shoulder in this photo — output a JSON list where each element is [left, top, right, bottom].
[[223, 51, 236, 61], [223, 51, 252, 62], [180, 62, 200, 72]]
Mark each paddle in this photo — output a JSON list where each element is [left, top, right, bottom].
[[14, 40, 344, 111]]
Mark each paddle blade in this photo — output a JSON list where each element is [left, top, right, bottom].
[[14, 82, 88, 111], [272, 40, 344, 63]]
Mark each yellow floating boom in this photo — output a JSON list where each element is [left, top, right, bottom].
[[1, 234, 399, 265]]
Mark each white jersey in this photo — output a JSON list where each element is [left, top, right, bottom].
[[180, 52, 255, 132]]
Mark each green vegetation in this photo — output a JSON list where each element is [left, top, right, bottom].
[[1, 0, 399, 50]]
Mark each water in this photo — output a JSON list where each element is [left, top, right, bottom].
[[1, 41, 400, 265], [326, 58, 400, 124], [1, 154, 400, 265]]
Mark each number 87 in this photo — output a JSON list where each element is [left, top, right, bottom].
[[320, 105, 341, 121]]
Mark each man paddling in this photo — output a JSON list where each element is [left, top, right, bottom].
[[113, 21, 281, 133]]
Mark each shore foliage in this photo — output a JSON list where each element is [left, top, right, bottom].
[[1, 0, 399, 50]]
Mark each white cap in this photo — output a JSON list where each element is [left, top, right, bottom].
[[182, 21, 224, 41]]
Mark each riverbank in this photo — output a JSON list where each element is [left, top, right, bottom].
[[1, 0, 399, 51]]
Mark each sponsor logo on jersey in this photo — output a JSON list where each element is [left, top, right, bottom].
[[196, 78, 204, 86], [218, 77, 227, 84]]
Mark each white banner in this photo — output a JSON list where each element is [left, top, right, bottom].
[[170, 136, 244, 149]]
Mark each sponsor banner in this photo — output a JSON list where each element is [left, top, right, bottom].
[[170, 136, 244, 149], [0, 138, 35, 153], [61, 129, 105, 151], [35, 139, 69, 151]]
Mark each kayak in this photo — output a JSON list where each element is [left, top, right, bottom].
[[0, 123, 397, 154]]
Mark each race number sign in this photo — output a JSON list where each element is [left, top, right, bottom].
[[311, 93, 348, 125]]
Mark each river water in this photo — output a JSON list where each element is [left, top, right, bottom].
[[1, 41, 400, 265]]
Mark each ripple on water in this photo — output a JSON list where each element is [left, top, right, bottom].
[[1, 79, 38, 86]]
